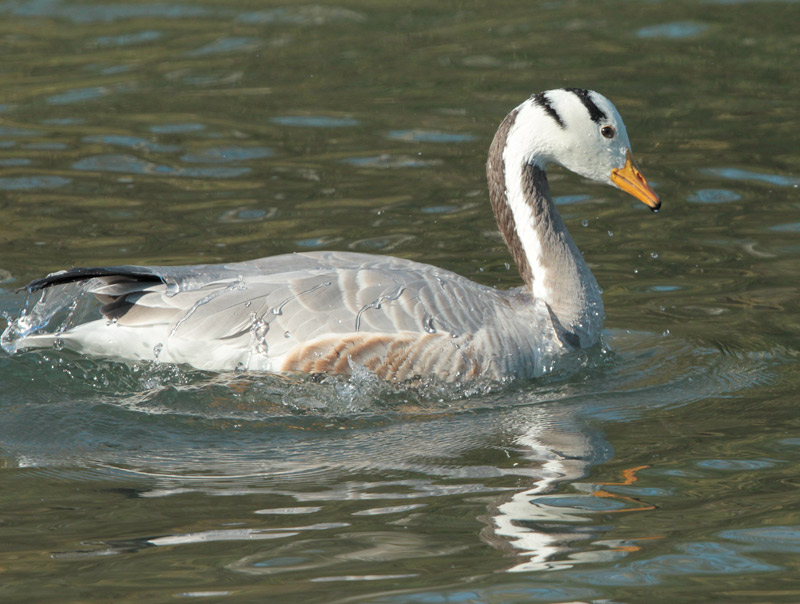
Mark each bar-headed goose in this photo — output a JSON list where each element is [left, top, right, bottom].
[[2, 89, 660, 381]]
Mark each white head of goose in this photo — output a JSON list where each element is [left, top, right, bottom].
[[2, 88, 660, 381]]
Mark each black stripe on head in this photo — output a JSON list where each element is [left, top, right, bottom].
[[531, 91, 565, 129], [564, 88, 607, 123]]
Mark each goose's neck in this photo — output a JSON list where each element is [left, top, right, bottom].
[[487, 109, 603, 347]]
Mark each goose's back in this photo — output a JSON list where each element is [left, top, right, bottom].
[[16, 251, 563, 380]]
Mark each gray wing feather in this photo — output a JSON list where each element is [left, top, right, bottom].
[[158, 252, 496, 343], [15, 250, 555, 378]]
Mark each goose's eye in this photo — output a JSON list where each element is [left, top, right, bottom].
[[601, 125, 615, 139]]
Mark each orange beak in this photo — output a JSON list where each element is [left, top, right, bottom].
[[610, 150, 661, 212]]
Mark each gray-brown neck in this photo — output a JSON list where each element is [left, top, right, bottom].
[[486, 108, 604, 347]]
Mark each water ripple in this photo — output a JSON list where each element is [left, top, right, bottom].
[[555, 194, 593, 205], [769, 222, 800, 233], [388, 130, 476, 143], [180, 146, 274, 163], [341, 155, 439, 168], [73, 154, 173, 175], [0, 0, 213, 23], [150, 123, 206, 134], [636, 22, 709, 38], [255, 507, 323, 515], [72, 154, 249, 178], [687, 188, 741, 204], [236, 6, 366, 25], [228, 532, 463, 577], [568, 542, 779, 586], [0, 175, 71, 190], [23, 142, 68, 150], [185, 37, 262, 57], [148, 522, 349, 547], [720, 526, 800, 552], [93, 30, 162, 47], [703, 167, 800, 187], [271, 116, 360, 128], [696, 458, 777, 470], [218, 207, 277, 223], [83, 134, 181, 153], [0, 125, 39, 137], [43, 118, 85, 126], [47, 86, 109, 105], [351, 504, 427, 516]]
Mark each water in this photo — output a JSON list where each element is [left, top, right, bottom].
[[1, 0, 799, 602]]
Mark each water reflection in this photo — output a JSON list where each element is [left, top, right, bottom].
[[83, 395, 619, 577], [2, 328, 770, 578], [484, 417, 609, 572]]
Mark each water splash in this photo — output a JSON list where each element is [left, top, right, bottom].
[[1, 281, 86, 354]]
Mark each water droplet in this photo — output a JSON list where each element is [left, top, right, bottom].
[[244, 300, 252, 307], [53, 338, 64, 351], [249, 315, 270, 355], [582, 219, 589, 227], [153, 343, 163, 358], [284, 331, 291, 338], [607, 230, 614, 237], [504, 262, 510, 270], [650, 251, 659, 259]]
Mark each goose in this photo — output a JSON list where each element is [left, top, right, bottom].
[[2, 88, 660, 381]]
